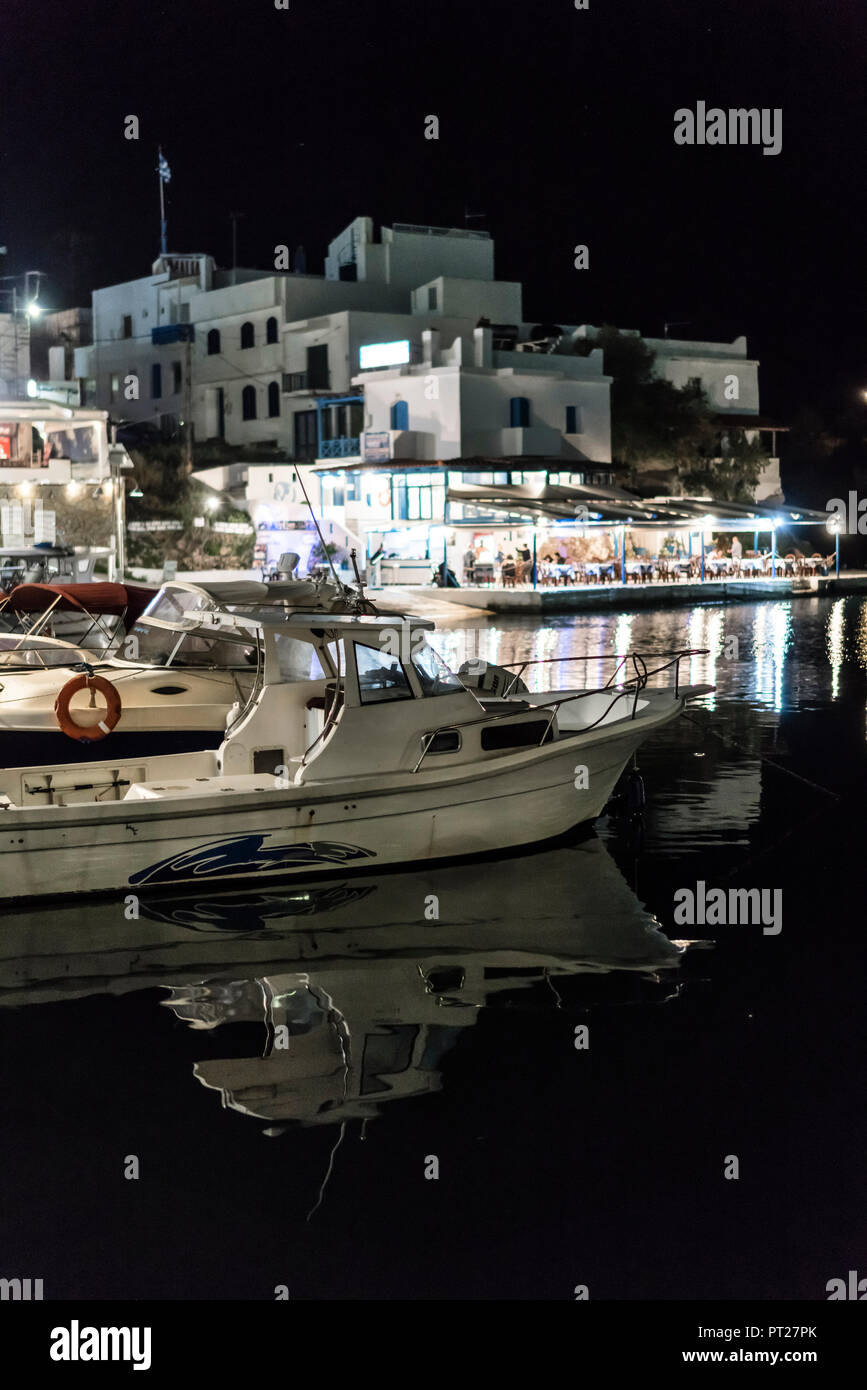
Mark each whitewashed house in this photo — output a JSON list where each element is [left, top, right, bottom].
[[573, 324, 782, 501]]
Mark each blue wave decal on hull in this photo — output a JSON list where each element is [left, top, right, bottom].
[[129, 833, 375, 887]]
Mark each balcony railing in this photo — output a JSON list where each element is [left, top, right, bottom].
[[319, 436, 360, 458], [282, 370, 331, 393]]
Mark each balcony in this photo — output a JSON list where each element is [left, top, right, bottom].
[[282, 370, 331, 393], [319, 436, 360, 458], [151, 324, 195, 345]]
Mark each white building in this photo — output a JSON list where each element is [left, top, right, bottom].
[[82, 219, 568, 458], [573, 326, 759, 413], [354, 325, 611, 465], [0, 401, 130, 576]]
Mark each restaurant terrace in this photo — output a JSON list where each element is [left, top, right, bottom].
[[353, 476, 835, 590]]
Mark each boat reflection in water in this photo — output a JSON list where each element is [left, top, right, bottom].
[[0, 836, 701, 1132]]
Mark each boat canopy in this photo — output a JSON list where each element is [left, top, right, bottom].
[[4, 582, 155, 621]]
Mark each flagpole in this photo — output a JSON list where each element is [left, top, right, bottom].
[[158, 146, 167, 256]]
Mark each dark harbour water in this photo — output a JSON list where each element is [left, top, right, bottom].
[[0, 594, 865, 1302]]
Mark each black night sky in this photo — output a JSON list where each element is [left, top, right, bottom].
[[3, 0, 865, 420]]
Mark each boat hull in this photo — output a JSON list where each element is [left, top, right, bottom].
[[0, 709, 674, 902]]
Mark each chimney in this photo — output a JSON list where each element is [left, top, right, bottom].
[[421, 328, 440, 366], [473, 326, 492, 367]]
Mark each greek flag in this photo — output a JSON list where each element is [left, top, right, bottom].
[[157, 152, 171, 183]]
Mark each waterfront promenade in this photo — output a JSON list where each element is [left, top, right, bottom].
[[372, 571, 867, 617]]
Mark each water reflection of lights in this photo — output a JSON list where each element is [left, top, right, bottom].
[[687, 609, 706, 694], [827, 599, 845, 700], [752, 603, 792, 712], [703, 610, 722, 711], [614, 613, 633, 660]]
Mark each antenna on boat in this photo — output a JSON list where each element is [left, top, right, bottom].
[[294, 466, 344, 593], [349, 547, 365, 598]]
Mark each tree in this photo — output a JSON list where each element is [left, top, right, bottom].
[[580, 327, 717, 481], [682, 429, 768, 503]]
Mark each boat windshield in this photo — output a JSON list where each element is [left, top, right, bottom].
[[128, 620, 257, 670], [411, 642, 464, 697], [141, 588, 218, 623]]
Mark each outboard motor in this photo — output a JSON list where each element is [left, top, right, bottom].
[[277, 552, 300, 577], [457, 659, 529, 697]]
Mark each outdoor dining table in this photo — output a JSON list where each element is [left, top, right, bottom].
[[626, 561, 654, 582], [546, 563, 575, 584], [591, 562, 617, 582]]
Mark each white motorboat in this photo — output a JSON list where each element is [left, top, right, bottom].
[[0, 579, 154, 653], [0, 579, 264, 765], [0, 580, 711, 901]]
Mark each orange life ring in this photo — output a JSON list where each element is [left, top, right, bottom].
[[54, 674, 123, 742], [377, 489, 390, 507]]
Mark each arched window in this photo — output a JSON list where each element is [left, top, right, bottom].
[[240, 321, 255, 349], [390, 399, 409, 430], [242, 385, 257, 420], [267, 381, 280, 418], [509, 397, 530, 428], [207, 328, 221, 355], [266, 316, 278, 344]]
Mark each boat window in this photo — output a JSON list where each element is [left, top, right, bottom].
[[129, 621, 257, 669], [354, 641, 413, 704], [141, 588, 218, 623], [412, 642, 464, 697], [273, 633, 330, 681], [480, 719, 554, 751], [425, 728, 461, 754]]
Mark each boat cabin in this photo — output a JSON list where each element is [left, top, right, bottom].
[[213, 606, 557, 782]]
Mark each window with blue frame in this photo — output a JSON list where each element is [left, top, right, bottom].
[[392, 472, 445, 521], [509, 396, 530, 427], [390, 400, 409, 430]]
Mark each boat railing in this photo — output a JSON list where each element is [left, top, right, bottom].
[[498, 648, 706, 700], [413, 648, 708, 773]]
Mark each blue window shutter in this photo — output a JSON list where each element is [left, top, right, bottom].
[[510, 396, 529, 427], [566, 405, 576, 434], [390, 400, 409, 430]]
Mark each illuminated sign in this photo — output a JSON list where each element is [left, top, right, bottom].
[[359, 339, 411, 370]]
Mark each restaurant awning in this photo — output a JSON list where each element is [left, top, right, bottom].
[[445, 481, 827, 529]]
